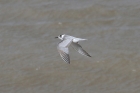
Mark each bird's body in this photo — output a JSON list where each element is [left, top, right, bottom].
[[55, 34, 91, 64]]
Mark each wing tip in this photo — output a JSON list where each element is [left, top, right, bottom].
[[88, 55, 92, 57], [86, 54, 92, 57], [63, 59, 70, 64], [67, 61, 70, 64]]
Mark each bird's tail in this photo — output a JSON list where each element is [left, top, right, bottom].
[[79, 38, 87, 41]]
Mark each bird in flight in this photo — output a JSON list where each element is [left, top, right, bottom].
[[55, 34, 91, 64]]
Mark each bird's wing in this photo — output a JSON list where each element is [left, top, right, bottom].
[[58, 39, 72, 48], [72, 42, 91, 57], [57, 39, 72, 64]]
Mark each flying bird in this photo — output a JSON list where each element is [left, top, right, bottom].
[[55, 34, 91, 64]]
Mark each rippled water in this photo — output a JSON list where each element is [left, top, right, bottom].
[[0, 0, 140, 93]]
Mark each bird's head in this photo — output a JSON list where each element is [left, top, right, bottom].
[[55, 34, 65, 40]]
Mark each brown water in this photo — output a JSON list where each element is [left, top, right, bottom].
[[0, 0, 140, 93]]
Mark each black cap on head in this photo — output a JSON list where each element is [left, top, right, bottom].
[[60, 35, 62, 37]]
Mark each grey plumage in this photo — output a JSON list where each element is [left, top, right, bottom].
[[56, 34, 91, 64], [57, 39, 72, 64], [72, 42, 91, 57]]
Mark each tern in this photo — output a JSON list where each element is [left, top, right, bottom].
[[55, 34, 91, 64]]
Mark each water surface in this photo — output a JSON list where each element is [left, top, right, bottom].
[[0, 0, 140, 93]]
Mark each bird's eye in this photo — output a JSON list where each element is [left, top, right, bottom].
[[60, 35, 62, 37]]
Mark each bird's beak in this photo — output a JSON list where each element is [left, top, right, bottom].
[[55, 37, 58, 38]]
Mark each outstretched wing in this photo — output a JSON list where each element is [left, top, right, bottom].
[[57, 39, 72, 64], [72, 42, 91, 57]]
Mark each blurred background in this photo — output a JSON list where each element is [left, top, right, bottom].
[[0, 0, 140, 93]]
